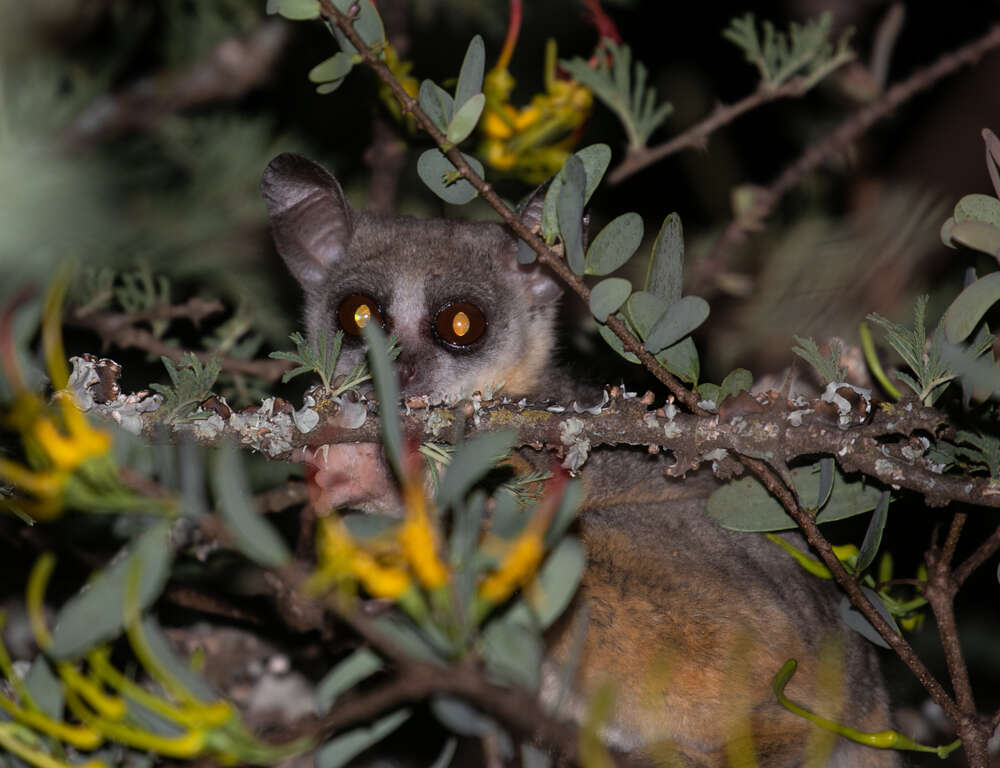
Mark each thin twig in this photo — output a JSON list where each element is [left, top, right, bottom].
[[607, 79, 809, 185], [955, 525, 1000, 588], [696, 24, 1000, 292]]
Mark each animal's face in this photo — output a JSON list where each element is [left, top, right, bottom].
[[261, 153, 561, 401]]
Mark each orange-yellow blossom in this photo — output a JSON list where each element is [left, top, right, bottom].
[[478, 525, 544, 605], [313, 516, 412, 600], [398, 475, 449, 589]]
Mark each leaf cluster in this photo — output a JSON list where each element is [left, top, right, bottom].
[[560, 39, 674, 151], [723, 12, 854, 90], [149, 352, 221, 422]]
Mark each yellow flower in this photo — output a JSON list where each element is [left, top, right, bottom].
[[478, 527, 544, 605], [351, 550, 411, 600], [398, 475, 449, 589]]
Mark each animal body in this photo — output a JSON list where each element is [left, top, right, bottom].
[[261, 153, 901, 767]]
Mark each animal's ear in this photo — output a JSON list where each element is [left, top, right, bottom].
[[261, 153, 353, 290], [504, 180, 562, 305]]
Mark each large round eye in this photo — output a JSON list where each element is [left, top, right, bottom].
[[338, 294, 384, 336], [434, 301, 486, 347]]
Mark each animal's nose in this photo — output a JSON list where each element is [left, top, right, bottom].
[[396, 357, 418, 389]]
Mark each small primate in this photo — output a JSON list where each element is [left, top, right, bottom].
[[261, 153, 901, 767]]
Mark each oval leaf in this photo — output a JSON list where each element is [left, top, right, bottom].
[[361, 322, 402, 474], [437, 430, 518, 510], [644, 295, 710, 353], [708, 461, 885, 532], [309, 52, 354, 84], [839, 587, 899, 649], [657, 336, 700, 384], [416, 149, 484, 205], [540, 144, 611, 241], [943, 271, 1000, 343], [954, 193, 1000, 227], [856, 490, 890, 573], [266, 0, 319, 20], [817, 456, 835, 509], [557, 155, 586, 275], [212, 442, 291, 569], [589, 277, 632, 323], [49, 521, 173, 660], [950, 220, 1000, 258], [646, 213, 684, 303], [418, 79, 453, 133], [480, 620, 542, 690], [455, 35, 486, 110], [317, 709, 411, 768], [626, 290, 669, 339], [446, 93, 485, 145], [585, 213, 644, 275], [316, 648, 383, 713]]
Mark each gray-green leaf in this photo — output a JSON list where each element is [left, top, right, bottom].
[[316, 648, 383, 714], [419, 80, 454, 133], [480, 620, 542, 690], [943, 271, 1000, 343], [309, 52, 354, 84], [437, 431, 518, 510], [540, 144, 611, 241], [362, 323, 402, 475], [589, 278, 632, 323], [416, 150, 484, 205], [213, 442, 291, 569], [856, 490, 890, 573], [317, 709, 411, 768], [707, 462, 884, 532], [266, 0, 319, 20], [839, 587, 898, 649], [455, 35, 486, 110], [645, 213, 684, 303], [644, 295, 709, 353], [505, 537, 585, 630], [585, 213, 644, 275], [446, 93, 485, 145], [49, 520, 173, 660], [557, 155, 586, 275]]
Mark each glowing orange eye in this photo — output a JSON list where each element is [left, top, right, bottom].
[[434, 302, 485, 347], [338, 294, 384, 336]]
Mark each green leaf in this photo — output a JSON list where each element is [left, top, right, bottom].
[[625, 290, 668, 339], [25, 658, 62, 719], [954, 193, 1000, 227], [707, 462, 884, 532], [419, 79, 454, 133], [943, 272, 1000, 343], [370, 615, 443, 662], [325, 0, 385, 54], [561, 42, 673, 149], [557, 155, 586, 275], [839, 587, 898, 649], [540, 144, 611, 241], [437, 431, 518, 510], [49, 521, 173, 660], [213, 442, 292, 569], [543, 479, 583, 549], [266, 0, 319, 20], [791, 335, 846, 384], [140, 617, 217, 701], [657, 336, 700, 384], [317, 709, 411, 768], [585, 213, 644, 275], [150, 352, 221, 422], [316, 648, 383, 714], [950, 220, 1000, 258], [856, 490, 890, 573], [817, 456, 835, 509], [449, 490, 486, 566], [645, 213, 684, 303], [505, 537, 585, 630], [416, 149, 484, 205], [454, 35, 486, 110], [309, 52, 354, 84], [445, 93, 485, 145], [362, 322, 402, 475], [644, 295, 710, 353], [480, 620, 542, 690], [431, 697, 513, 759], [589, 278, 632, 323]]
